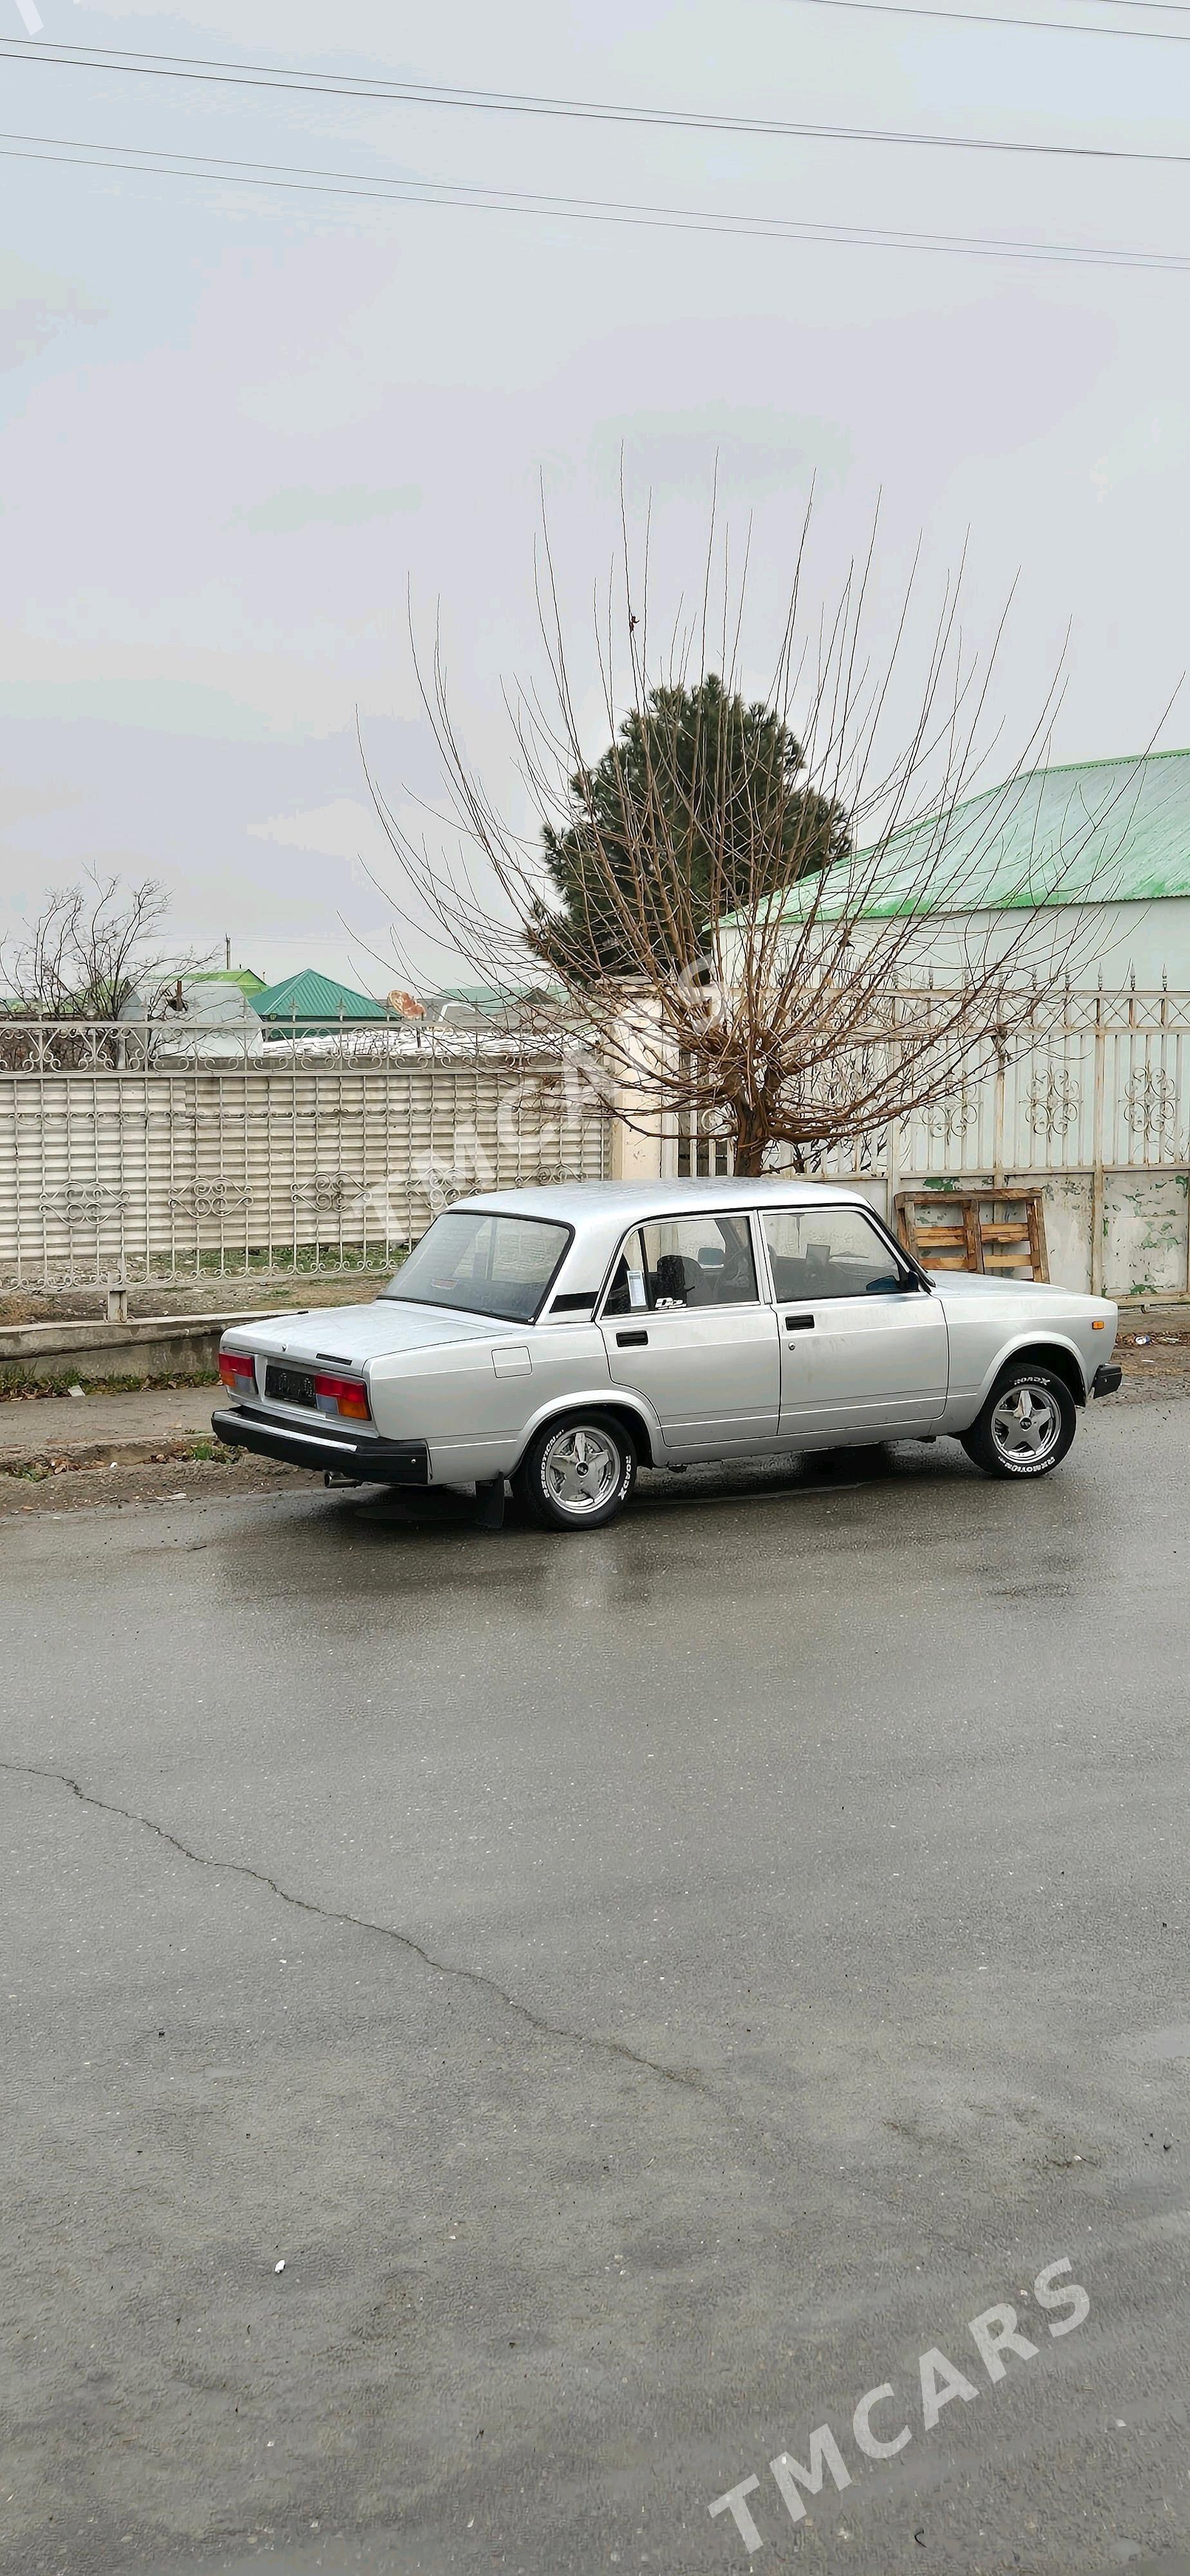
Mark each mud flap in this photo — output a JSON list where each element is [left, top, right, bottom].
[[473, 1476, 507, 1531]]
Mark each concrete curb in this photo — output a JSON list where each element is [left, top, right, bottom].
[[0, 1432, 229, 1477], [0, 1311, 276, 1387]]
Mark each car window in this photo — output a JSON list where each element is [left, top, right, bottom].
[[760, 1206, 907, 1302], [604, 1214, 759, 1314], [383, 1209, 568, 1323]]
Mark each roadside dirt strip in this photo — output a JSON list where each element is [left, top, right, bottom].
[[0, 1454, 305, 1518], [1116, 1330, 1190, 1403], [0, 1381, 297, 1515]]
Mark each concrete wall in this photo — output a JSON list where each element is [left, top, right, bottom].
[[0, 1311, 274, 1390], [764, 901, 1190, 993]]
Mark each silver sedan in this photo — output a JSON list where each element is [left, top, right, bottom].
[[212, 1179, 1121, 1531]]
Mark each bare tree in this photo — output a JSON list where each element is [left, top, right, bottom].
[[0, 874, 210, 1066], [361, 503, 1149, 1174]]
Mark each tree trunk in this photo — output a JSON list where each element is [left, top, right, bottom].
[[731, 1110, 811, 1177], [731, 1114, 770, 1177]]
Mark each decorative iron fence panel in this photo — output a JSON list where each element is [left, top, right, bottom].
[[672, 987, 1190, 1300], [0, 1025, 610, 1287]]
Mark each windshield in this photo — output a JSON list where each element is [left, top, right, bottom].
[[382, 1208, 570, 1323]]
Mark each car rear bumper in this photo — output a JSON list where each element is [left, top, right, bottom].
[[1091, 1363, 1123, 1398], [212, 1406, 430, 1484]]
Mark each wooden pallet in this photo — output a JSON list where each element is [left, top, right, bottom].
[[894, 1188, 1050, 1281]]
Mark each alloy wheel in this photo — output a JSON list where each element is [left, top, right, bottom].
[[541, 1424, 621, 1517], [989, 1383, 1061, 1465]]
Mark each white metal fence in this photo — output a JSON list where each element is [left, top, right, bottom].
[[0, 1022, 610, 1288], [674, 985, 1190, 1301], [4, 991, 1189, 1300]]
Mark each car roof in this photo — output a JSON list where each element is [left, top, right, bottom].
[[451, 1177, 868, 1229]]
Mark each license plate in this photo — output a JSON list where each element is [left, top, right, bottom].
[[265, 1363, 316, 1408]]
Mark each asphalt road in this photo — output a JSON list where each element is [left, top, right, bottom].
[[3, 1401, 1189, 2576]]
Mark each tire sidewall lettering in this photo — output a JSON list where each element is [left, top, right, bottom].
[[981, 1367, 1073, 1479]]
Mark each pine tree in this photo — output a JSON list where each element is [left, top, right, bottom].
[[530, 674, 850, 980]]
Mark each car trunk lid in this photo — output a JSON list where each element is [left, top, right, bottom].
[[224, 1300, 515, 1370]]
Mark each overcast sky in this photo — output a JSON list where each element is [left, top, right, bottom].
[[1, 0, 1187, 993]]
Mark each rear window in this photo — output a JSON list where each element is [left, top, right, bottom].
[[382, 1209, 569, 1324]]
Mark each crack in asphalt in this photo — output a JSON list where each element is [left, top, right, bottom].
[[1, 1757, 716, 2108]]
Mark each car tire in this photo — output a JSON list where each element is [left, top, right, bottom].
[[515, 1412, 637, 1532], [960, 1363, 1077, 1479]]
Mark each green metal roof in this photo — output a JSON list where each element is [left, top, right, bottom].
[[755, 749, 1190, 927], [253, 969, 390, 1021], [188, 967, 266, 996]]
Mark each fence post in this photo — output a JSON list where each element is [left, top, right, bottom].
[[884, 994, 902, 1229], [1090, 988, 1106, 1296], [884, 1115, 900, 1234], [605, 985, 667, 1182]]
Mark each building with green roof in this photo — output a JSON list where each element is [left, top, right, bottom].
[[728, 750, 1190, 989], [186, 967, 267, 1000], [253, 970, 392, 1030]]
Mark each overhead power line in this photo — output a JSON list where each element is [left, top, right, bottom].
[[793, 0, 1190, 42], [1064, 0, 1190, 15], [2, 35, 1190, 165], [5, 128, 1190, 276]]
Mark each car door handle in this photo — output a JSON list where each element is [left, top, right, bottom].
[[784, 1313, 815, 1332], [616, 1329, 648, 1347]]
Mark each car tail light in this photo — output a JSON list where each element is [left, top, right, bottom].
[[220, 1350, 256, 1390], [314, 1372, 371, 1422]]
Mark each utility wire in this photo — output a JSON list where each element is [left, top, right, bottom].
[[1051, 0, 1190, 15], [2, 35, 1190, 165], [5, 129, 1190, 275], [793, 0, 1190, 42]]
